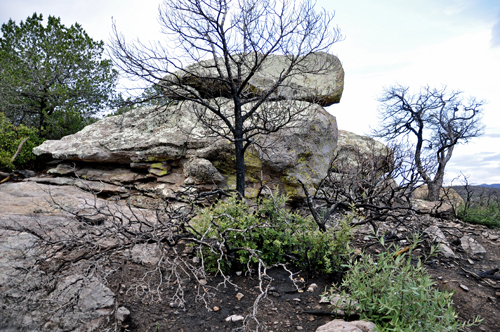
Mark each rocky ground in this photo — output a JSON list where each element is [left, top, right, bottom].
[[1, 181, 500, 331], [107, 217, 500, 332]]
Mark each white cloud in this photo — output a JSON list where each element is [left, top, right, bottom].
[[491, 17, 500, 48]]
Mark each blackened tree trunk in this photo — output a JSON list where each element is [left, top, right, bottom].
[[234, 137, 246, 197]]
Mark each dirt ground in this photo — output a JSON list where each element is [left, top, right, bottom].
[[102, 216, 500, 332], [425, 229, 500, 332], [109, 263, 337, 331]]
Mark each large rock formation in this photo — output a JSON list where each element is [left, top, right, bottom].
[[333, 130, 393, 173], [411, 185, 465, 218], [412, 185, 465, 206], [34, 101, 338, 199], [162, 52, 344, 107], [33, 52, 344, 199]]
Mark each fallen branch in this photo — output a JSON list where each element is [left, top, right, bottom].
[[459, 266, 500, 288], [0, 175, 11, 184], [10, 137, 29, 163]]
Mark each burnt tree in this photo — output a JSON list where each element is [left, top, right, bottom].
[[372, 85, 484, 201], [111, 0, 343, 197]]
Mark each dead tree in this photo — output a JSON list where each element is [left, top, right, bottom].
[[302, 141, 427, 234], [372, 85, 484, 201], [111, 0, 343, 197]]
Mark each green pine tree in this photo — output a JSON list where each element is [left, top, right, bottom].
[[0, 13, 118, 139]]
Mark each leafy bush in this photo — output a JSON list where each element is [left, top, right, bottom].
[[42, 109, 99, 140], [457, 203, 500, 228], [0, 112, 45, 170], [192, 194, 352, 274], [329, 237, 480, 331]]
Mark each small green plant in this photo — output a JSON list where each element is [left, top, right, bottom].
[[0, 112, 45, 170], [42, 109, 98, 140], [329, 236, 481, 331], [457, 203, 500, 228], [191, 194, 352, 274]]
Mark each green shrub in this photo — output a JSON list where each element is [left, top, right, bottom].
[[0, 112, 45, 170], [457, 203, 500, 228], [42, 109, 98, 140], [329, 237, 480, 331], [192, 194, 352, 274]]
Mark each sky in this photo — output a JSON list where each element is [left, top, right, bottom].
[[1, 0, 499, 185]]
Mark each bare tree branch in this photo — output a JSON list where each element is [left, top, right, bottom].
[[110, 0, 343, 196], [372, 85, 484, 200]]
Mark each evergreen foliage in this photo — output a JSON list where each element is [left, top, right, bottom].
[[0, 112, 44, 170], [0, 13, 118, 139]]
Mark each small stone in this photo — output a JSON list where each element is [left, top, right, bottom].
[[225, 314, 244, 322], [116, 306, 130, 322], [292, 298, 301, 302], [468, 259, 474, 265], [170, 302, 177, 308], [437, 276, 443, 280], [461, 236, 486, 255], [489, 234, 500, 241], [316, 319, 376, 332], [270, 291, 281, 297], [307, 283, 318, 292], [354, 249, 361, 256], [297, 326, 303, 330], [199, 279, 207, 286], [213, 306, 220, 312], [439, 243, 457, 259], [363, 236, 370, 241], [236, 292, 244, 300], [319, 296, 330, 303], [495, 292, 500, 296], [460, 284, 469, 292], [236, 271, 242, 276], [192, 256, 200, 264]]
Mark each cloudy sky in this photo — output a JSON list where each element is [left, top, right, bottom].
[[1, 0, 499, 185]]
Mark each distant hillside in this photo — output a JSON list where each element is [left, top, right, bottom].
[[478, 183, 500, 189], [451, 185, 500, 204]]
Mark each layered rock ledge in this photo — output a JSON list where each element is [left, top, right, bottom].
[[33, 99, 338, 199]]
